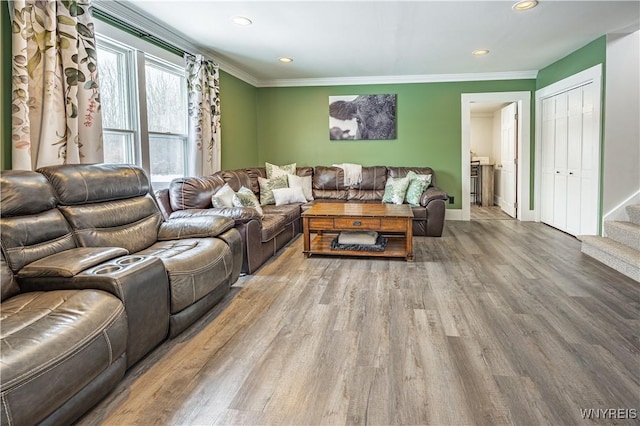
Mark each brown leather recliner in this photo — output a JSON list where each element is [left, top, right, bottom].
[[37, 163, 242, 337], [0, 165, 243, 424], [0, 171, 129, 425]]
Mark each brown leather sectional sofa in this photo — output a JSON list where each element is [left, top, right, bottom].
[[156, 165, 448, 274], [0, 164, 241, 425]]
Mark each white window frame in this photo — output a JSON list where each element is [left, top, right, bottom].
[[94, 19, 188, 189], [96, 36, 139, 165]]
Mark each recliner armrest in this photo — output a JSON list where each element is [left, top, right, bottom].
[[17, 247, 128, 278], [420, 186, 448, 206], [157, 215, 234, 240], [170, 207, 263, 225]]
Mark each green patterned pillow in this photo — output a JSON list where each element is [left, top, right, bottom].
[[404, 171, 432, 206], [265, 162, 296, 179], [232, 186, 264, 216], [382, 176, 410, 205], [258, 175, 289, 205]]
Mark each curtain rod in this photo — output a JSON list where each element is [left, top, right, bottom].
[[91, 7, 191, 59]]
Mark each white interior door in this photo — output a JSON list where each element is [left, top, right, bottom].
[[500, 103, 517, 217]]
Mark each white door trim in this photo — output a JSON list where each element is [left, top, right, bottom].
[[461, 91, 532, 221], [534, 64, 603, 229]]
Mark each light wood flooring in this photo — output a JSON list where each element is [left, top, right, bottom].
[[471, 204, 515, 220], [78, 220, 639, 425]]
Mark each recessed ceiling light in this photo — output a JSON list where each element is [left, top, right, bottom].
[[472, 49, 490, 56], [278, 57, 294, 63], [232, 16, 252, 26], [513, 0, 538, 11]]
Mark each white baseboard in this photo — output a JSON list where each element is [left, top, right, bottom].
[[445, 209, 463, 221]]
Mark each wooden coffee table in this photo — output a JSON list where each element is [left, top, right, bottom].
[[302, 203, 414, 261]]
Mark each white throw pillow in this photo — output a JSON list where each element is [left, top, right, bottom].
[[287, 173, 314, 201], [211, 183, 235, 208], [265, 162, 296, 179], [272, 187, 307, 206]]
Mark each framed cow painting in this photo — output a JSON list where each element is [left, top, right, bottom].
[[329, 94, 396, 140]]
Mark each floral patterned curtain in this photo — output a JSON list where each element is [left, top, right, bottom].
[[10, 0, 103, 170], [186, 54, 221, 176]]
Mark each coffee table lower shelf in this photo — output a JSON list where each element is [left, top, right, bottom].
[[305, 234, 412, 260]]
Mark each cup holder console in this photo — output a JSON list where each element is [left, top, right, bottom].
[[94, 265, 124, 275], [116, 256, 144, 265]]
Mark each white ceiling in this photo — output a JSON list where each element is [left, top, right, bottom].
[[122, 0, 640, 86]]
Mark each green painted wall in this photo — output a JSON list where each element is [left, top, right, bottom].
[[536, 36, 606, 89], [1, 1, 11, 170], [256, 80, 535, 209], [219, 71, 259, 169]]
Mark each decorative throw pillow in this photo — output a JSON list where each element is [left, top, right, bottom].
[[265, 162, 296, 179], [211, 183, 236, 208], [232, 186, 264, 216], [404, 171, 432, 206], [382, 176, 410, 205], [272, 187, 307, 206], [258, 175, 289, 205], [287, 173, 314, 201]]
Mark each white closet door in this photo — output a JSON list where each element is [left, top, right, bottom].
[[566, 87, 584, 236], [553, 93, 568, 231], [540, 97, 555, 224], [539, 81, 599, 236]]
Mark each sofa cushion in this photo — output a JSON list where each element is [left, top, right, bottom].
[[262, 204, 302, 224], [217, 169, 253, 192], [0, 290, 127, 425], [169, 174, 226, 211], [387, 166, 436, 185], [138, 238, 232, 314], [0, 170, 57, 217], [38, 164, 149, 205], [261, 214, 289, 242], [313, 166, 348, 200], [244, 168, 267, 195], [58, 196, 163, 254]]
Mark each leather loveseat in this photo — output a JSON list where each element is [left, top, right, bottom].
[[156, 165, 448, 275], [0, 164, 241, 425]]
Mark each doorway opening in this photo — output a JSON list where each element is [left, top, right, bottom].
[[461, 92, 533, 222]]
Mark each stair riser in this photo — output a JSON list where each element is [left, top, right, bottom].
[[582, 242, 640, 282], [604, 223, 640, 252], [626, 205, 640, 225]]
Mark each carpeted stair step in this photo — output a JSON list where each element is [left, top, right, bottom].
[[581, 235, 640, 282], [604, 221, 640, 251], [627, 204, 640, 225]]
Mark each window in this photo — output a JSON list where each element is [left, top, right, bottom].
[[96, 33, 188, 187], [144, 57, 188, 184], [97, 39, 136, 165]]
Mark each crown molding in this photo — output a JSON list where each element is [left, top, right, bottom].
[[255, 71, 538, 87], [92, 0, 259, 87], [93, 1, 537, 89]]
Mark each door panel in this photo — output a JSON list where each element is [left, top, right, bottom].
[[500, 103, 517, 217]]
